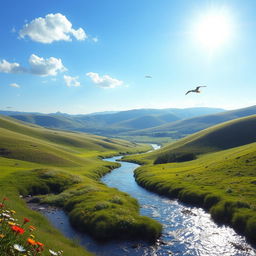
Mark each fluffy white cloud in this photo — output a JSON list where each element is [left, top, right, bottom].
[[64, 75, 80, 87], [9, 83, 20, 88], [19, 13, 87, 43], [0, 60, 23, 73], [86, 72, 123, 88], [29, 54, 66, 76], [0, 54, 66, 76]]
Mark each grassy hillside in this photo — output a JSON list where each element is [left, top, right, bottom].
[[128, 105, 256, 139], [123, 115, 256, 243], [115, 115, 167, 129], [124, 114, 256, 164], [0, 107, 225, 140], [0, 115, 161, 255], [10, 114, 85, 130]]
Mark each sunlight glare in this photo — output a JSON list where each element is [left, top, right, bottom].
[[193, 9, 233, 51]]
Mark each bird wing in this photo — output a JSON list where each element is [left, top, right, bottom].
[[197, 86, 207, 89], [145, 75, 152, 78], [185, 90, 192, 95]]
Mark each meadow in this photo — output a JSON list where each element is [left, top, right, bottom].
[[0, 115, 162, 255], [124, 115, 256, 243]]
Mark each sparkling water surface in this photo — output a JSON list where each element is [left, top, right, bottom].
[[41, 144, 256, 256]]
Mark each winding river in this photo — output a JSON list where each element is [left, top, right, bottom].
[[41, 144, 256, 256]]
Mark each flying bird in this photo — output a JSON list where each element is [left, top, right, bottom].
[[185, 86, 207, 95], [145, 75, 152, 78]]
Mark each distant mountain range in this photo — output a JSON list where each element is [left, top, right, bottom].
[[126, 105, 256, 139], [0, 107, 225, 136], [1, 106, 256, 141]]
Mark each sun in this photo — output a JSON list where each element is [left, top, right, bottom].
[[192, 9, 233, 51]]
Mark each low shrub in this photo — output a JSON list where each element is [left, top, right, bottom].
[[154, 152, 196, 164]]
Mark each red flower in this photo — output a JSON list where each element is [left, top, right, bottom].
[[0, 203, 4, 208], [23, 217, 30, 224], [11, 225, 25, 234], [3, 197, 8, 201], [36, 241, 44, 247]]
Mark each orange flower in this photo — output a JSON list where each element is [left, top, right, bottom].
[[27, 238, 37, 245], [11, 225, 25, 234], [29, 225, 36, 231], [36, 241, 44, 247]]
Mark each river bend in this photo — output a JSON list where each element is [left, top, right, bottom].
[[41, 145, 256, 256]]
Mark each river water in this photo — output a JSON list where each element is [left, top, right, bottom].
[[41, 144, 256, 256]]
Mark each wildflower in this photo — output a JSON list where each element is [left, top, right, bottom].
[[13, 244, 26, 252], [49, 249, 58, 255], [11, 225, 25, 234], [0, 203, 4, 208], [36, 241, 44, 247], [10, 210, 16, 214], [2, 213, 10, 218], [27, 238, 37, 245], [3, 197, 8, 201], [8, 221, 16, 226], [29, 225, 36, 231], [0, 234, 5, 238], [23, 217, 30, 224], [30, 234, 35, 238]]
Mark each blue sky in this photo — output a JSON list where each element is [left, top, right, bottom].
[[0, 0, 256, 114]]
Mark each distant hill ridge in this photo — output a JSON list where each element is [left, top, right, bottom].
[[0, 115, 139, 165], [145, 114, 256, 164], [128, 105, 256, 139], [0, 107, 225, 137]]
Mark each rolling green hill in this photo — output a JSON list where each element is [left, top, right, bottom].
[[153, 114, 256, 164], [10, 114, 85, 130], [0, 107, 225, 139], [127, 105, 256, 139], [115, 115, 167, 129], [0, 115, 161, 255], [123, 115, 256, 243]]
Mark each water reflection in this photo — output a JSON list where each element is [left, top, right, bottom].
[[101, 153, 255, 256], [40, 144, 256, 256]]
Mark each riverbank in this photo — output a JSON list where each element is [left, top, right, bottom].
[[18, 160, 161, 243], [129, 142, 256, 244], [31, 153, 256, 255], [0, 116, 163, 254]]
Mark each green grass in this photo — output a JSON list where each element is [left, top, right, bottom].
[[0, 115, 161, 255], [124, 115, 256, 243], [123, 114, 256, 164], [125, 105, 256, 139]]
